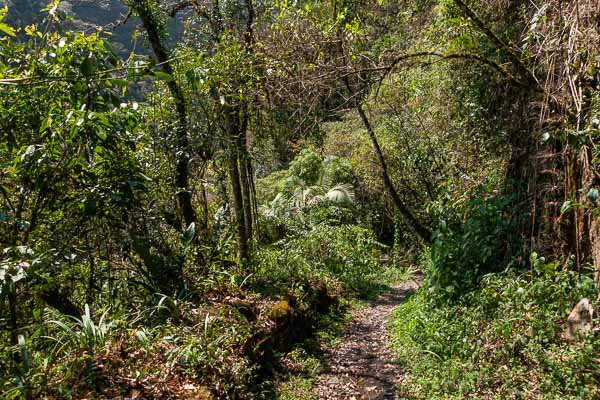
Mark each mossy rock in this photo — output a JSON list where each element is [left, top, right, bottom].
[[269, 300, 293, 320]]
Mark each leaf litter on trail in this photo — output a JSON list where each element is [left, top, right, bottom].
[[313, 280, 419, 399]]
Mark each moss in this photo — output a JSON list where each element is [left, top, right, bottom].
[[269, 300, 293, 320]]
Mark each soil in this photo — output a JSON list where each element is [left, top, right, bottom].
[[313, 279, 420, 400]]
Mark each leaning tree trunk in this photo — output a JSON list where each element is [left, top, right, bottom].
[[356, 104, 432, 244], [132, 0, 195, 228], [333, 9, 432, 244], [38, 287, 82, 319], [240, 0, 256, 241]]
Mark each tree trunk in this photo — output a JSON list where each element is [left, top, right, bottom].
[[8, 284, 18, 345], [239, 109, 254, 242], [240, 0, 256, 241], [225, 107, 250, 261], [133, 0, 195, 228], [356, 104, 432, 244], [248, 158, 260, 237], [333, 8, 432, 244]]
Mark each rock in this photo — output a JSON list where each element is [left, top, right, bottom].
[[566, 298, 594, 340], [268, 300, 293, 320]]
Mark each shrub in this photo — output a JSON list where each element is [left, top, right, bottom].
[[323, 156, 355, 186], [287, 149, 323, 186], [304, 201, 358, 227], [391, 262, 599, 399], [254, 224, 385, 296], [256, 169, 289, 203], [48, 304, 113, 353], [428, 186, 519, 297]]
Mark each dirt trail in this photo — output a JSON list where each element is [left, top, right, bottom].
[[313, 279, 419, 400]]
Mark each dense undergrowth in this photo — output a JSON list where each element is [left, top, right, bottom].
[[1, 148, 395, 399], [1, 219, 396, 399], [392, 265, 599, 399], [391, 194, 600, 399]]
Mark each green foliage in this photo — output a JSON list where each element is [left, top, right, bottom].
[[48, 305, 113, 353], [0, 335, 49, 400], [323, 156, 355, 186], [0, 27, 144, 262], [1, 0, 596, 398], [165, 310, 257, 396], [303, 200, 358, 227], [287, 149, 323, 186], [0, 305, 116, 398], [391, 263, 598, 399], [257, 170, 289, 203], [255, 224, 385, 295], [258, 153, 358, 243], [428, 186, 519, 296], [275, 347, 321, 400], [276, 374, 317, 400]]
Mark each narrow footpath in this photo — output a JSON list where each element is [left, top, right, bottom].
[[313, 279, 420, 400]]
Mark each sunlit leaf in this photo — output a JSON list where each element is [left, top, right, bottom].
[[182, 222, 196, 244], [154, 71, 175, 81], [560, 200, 573, 214], [0, 22, 16, 37]]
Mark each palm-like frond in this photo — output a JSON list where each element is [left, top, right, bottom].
[[262, 178, 355, 220], [291, 185, 325, 208], [324, 184, 355, 203], [260, 192, 290, 218]]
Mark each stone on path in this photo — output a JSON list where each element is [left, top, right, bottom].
[[566, 298, 594, 340]]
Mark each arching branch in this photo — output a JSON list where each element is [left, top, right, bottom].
[[452, 0, 541, 90]]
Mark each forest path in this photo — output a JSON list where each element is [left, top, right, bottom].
[[312, 278, 420, 400]]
